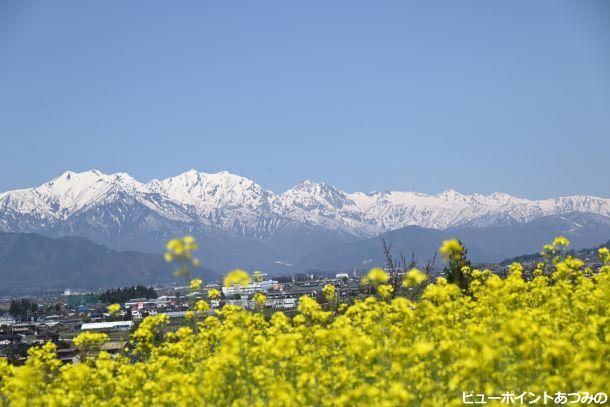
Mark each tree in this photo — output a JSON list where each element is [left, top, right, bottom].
[[9, 299, 38, 320], [440, 239, 471, 291], [98, 286, 157, 304], [381, 239, 435, 299]]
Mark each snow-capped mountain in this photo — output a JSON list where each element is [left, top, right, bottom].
[[147, 170, 279, 238], [1, 169, 609, 272], [1, 169, 610, 238]]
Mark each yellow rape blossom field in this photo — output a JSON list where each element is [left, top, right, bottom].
[[1, 238, 609, 406]]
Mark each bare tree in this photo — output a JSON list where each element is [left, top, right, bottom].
[[382, 239, 415, 298], [382, 239, 436, 299]]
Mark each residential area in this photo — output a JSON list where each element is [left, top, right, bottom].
[[0, 272, 364, 365]]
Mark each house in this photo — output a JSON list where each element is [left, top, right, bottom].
[[56, 346, 79, 364], [35, 331, 60, 344], [124, 298, 149, 309], [36, 322, 63, 335], [0, 334, 22, 347], [59, 319, 83, 332], [11, 323, 36, 336], [266, 297, 297, 309], [100, 341, 127, 355], [0, 316, 16, 327], [0, 342, 31, 365]]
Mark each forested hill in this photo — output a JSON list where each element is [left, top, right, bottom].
[[498, 239, 610, 266], [0, 232, 218, 292]]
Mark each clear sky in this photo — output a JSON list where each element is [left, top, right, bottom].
[[0, 1, 609, 198]]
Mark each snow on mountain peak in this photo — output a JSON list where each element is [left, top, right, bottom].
[[437, 189, 466, 201], [281, 180, 353, 210], [1, 169, 609, 239], [48, 169, 104, 187], [150, 169, 272, 210], [291, 179, 312, 189], [0, 169, 148, 218]]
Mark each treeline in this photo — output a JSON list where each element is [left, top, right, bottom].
[[499, 239, 610, 266], [98, 285, 157, 304], [8, 299, 63, 320], [9, 298, 38, 319]]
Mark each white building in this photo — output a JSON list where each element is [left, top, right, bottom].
[[268, 297, 297, 309], [81, 321, 133, 331], [222, 280, 278, 296], [0, 316, 16, 326], [225, 296, 297, 310]]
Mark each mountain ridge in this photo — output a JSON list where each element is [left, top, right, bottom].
[[2, 169, 609, 237], [1, 169, 609, 273], [302, 212, 610, 271]]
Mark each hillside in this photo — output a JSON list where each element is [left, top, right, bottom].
[[0, 232, 218, 292], [497, 239, 610, 266], [302, 212, 610, 271]]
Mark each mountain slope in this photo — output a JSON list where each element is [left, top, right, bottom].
[[2, 169, 609, 239], [1, 169, 609, 274], [0, 232, 218, 291], [303, 212, 610, 271], [497, 239, 610, 266]]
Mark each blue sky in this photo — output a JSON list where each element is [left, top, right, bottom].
[[0, 1, 608, 198]]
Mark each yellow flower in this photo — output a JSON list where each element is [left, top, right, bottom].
[[194, 300, 210, 312], [362, 268, 389, 287], [166, 236, 198, 259], [208, 288, 221, 300], [297, 295, 329, 322], [508, 262, 524, 276], [598, 247, 610, 265], [189, 278, 203, 291], [183, 235, 196, 248], [552, 236, 570, 247], [439, 238, 464, 261], [322, 284, 336, 302], [253, 292, 267, 308], [253, 270, 264, 282], [107, 303, 121, 315], [73, 332, 108, 350], [223, 269, 251, 287], [377, 284, 394, 299], [402, 268, 427, 287], [2, 239, 609, 406], [166, 238, 185, 255], [165, 236, 201, 278]]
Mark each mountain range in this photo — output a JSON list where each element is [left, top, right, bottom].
[[1, 169, 609, 274]]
